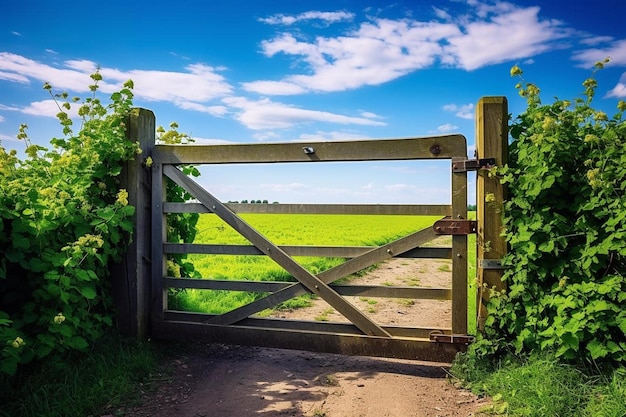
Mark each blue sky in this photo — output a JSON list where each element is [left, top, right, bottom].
[[1, 0, 625, 205]]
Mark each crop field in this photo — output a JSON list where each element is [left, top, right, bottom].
[[169, 213, 476, 325]]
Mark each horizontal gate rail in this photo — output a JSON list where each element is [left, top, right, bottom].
[[164, 243, 451, 259], [164, 202, 452, 216], [162, 277, 451, 299], [164, 311, 451, 338], [154, 135, 467, 164], [154, 320, 466, 363]]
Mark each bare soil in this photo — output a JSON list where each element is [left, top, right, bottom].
[[111, 256, 489, 417]]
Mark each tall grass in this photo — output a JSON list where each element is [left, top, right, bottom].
[[452, 352, 626, 417], [0, 333, 157, 417]]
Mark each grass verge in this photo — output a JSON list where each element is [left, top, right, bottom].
[[451, 350, 626, 416], [0, 332, 158, 417]]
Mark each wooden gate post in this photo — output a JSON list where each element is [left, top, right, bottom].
[[110, 108, 155, 338], [476, 97, 508, 331]]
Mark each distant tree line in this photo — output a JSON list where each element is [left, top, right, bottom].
[[228, 200, 279, 204]]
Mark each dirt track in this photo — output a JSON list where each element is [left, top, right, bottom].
[[111, 258, 488, 417]]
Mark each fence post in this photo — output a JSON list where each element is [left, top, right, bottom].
[[110, 108, 155, 338], [476, 97, 508, 331]]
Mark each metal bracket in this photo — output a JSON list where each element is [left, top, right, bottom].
[[479, 259, 503, 270], [433, 219, 477, 235], [429, 333, 475, 345], [452, 158, 496, 173]]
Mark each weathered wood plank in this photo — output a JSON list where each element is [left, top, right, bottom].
[[451, 158, 469, 335], [162, 277, 451, 300], [164, 310, 452, 338], [154, 136, 468, 165], [163, 202, 452, 216], [151, 162, 167, 322], [111, 108, 155, 338], [153, 320, 467, 363], [163, 243, 451, 259], [476, 97, 508, 330]]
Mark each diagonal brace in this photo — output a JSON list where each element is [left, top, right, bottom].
[[206, 225, 439, 326], [164, 165, 391, 337]]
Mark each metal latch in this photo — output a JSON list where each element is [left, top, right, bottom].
[[433, 219, 477, 235], [452, 158, 496, 173], [429, 333, 475, 345]]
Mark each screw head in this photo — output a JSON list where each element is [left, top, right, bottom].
[[429, 144, 441, 155]]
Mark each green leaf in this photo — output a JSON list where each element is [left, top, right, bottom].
[[538, 240, 554, 253], [587, 339, 608, 359], [70, 336, 89, 351], [80, 286, 97, 299], [59, 325, 73, 338]]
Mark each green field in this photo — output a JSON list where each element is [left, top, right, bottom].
[[169, 213, 477, 330]]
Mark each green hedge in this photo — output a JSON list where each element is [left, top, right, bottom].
[[0, 74, 139, 375], [481, 60, 626, 366]]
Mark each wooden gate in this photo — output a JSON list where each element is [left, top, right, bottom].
[[114, 97, 508, 363]]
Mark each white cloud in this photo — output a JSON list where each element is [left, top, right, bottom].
[[0, 115, 4, 122], [100, 63, 232, 103], [260, 182, 307, 192], [20, 99, 81, 118], [0, 104, 19, 111], [443, 103, 474, 119], [190, 137, 236, 145], [0, 52, 233, 114], [445, 5, 570, 70], [176, 101, 229, 116], [0, 70, 29, 83], [436, 123, 459, 132], [250, 1, 571, 94], [241, 80, 307, 95], [259, 11, 354, 26], [579, 35, 614, 46], [11, 31, 21, 36], [45, 49, 58, 55], [257, 20, 459, 94], [0, 132, 20, 143], [571, 39, 626, 68], [606, 72, 626, 98], [222, 96, 386, 130], [252, 131, 281, 141], [385, 183, 411, 192], [297, 130, 369, 142]]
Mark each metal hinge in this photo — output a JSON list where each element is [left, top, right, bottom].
[[452, 158, 496, 173], [429, 333, 475, 345], [479, 259, 503, 270], [433, 218, 477, 235]]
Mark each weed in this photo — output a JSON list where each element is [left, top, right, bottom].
[[437, 263, 451, 272], [315, 308, 335, 322]]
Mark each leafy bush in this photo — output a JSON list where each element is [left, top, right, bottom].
[[482, 60, 626, 366], [0, 74, 140, 375], [155, 123, 200, 279]]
